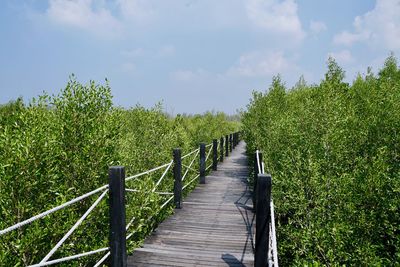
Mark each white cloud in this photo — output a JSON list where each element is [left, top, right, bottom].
[[46, 0, 122, 37], [333, 31, 367, 46], [44, 0, 156, 37], [227, 50, 295, 77], [245, 0, 305, 43], [116, 0, 155, 23], [328, 50, 354, 64], [310, 20, 327, 35], [170, 69, 207, 82], [43, 0, 306, 41], [333, 0, 400, 50], [171, 50, 300, 83]]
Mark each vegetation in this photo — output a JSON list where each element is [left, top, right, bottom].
[[242, 55, 400, 266], [0, 76, 238, 266]]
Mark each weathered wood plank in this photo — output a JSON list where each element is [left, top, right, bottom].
[[128, 142, 254, 266]]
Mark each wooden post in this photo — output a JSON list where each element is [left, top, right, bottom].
[[255, 174, 272, 267], [253, 151, 263, 211], [173, 148, 182, 209], [235, 132, 238, 146], [233, 133, 236, 148], [235, 132, 237, 144], [220, 137, 224, 162], [225, 135, 229, 157], [229, 134, 233, 152], [199, 143, 206, 184], [108, 166, 127, 267], [212, 139, 218, 171]]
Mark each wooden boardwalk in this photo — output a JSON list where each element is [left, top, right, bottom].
[[128, 142, 255, 267]]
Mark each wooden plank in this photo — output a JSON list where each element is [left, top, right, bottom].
[[133, 247, 254, 262], [128, 142, 254, 266]]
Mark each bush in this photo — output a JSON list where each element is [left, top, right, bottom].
[[242, 56, 400, 266], [0, 76, 238, 266]]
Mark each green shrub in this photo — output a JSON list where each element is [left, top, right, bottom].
[[0, 76, 238, 266], [242, 56, 400, 266]]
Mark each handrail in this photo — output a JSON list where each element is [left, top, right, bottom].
[[203, 143, 214, 171], [182, 148, 200, 159], [36, 189, 109, 265], [256, 149, 262, 174], [182, 149, 199, 181], [29, 247, 109, 267], [205, 143, 213, 162], [160, 195, 175, 210], [152, 160, 173, 192], [126, 188, 173, 195], [1, 132, 240, 267], [93, 251, 111, 267], [0, 186, 110, 266], [125, 161, 172, 182], [270, 199, 278, 266], [0, 184, 108, 236], [182, 174, 200, 190], [205, 163, 213, 171]]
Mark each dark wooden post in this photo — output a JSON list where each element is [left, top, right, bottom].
[[220, 137, 224, 162], [233, 133, 236, 148], [235, 132, 238, 146], [253, 151, 263, 211], [173, 148, 182, 209], [255, 173, 272, 267], [199, 143, 206, 184], [225, 135, 229, 157], [108, 166, 127, 267], [212, 139, 218, 171], [229, 134, 233, 152]]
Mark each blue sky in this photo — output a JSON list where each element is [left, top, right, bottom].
[[1, 0, 398, 114]]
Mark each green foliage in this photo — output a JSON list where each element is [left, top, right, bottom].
[[0, 77, 238, 266], [177, 111, 239, 148], [242, 56, 400, 266]]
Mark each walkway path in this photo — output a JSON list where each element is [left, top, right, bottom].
[[128, 142, 254, 267]]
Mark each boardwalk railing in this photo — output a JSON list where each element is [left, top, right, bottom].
[[0, 132, 240, 267], [254, 150, 279, 267]]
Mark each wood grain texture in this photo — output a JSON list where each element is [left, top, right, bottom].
[[128, 142, 255, 267]]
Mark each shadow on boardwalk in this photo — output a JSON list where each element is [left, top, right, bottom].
[[129, 142, 255, 267]]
